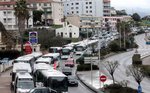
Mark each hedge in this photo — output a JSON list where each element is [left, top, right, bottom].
[[0, 50, 21, 60], [77, 64, 99, 71]]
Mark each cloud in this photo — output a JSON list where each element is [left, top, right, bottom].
[[111, 0, 150, 17]]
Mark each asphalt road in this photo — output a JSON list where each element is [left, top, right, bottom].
[[101, 34, 150, 93]]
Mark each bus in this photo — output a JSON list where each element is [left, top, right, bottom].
[[74, 44, 87, 56], [61, 47, 74, 60], [34, 69, 68, 93], [42, 53, 60, 67], [35, 57, 51, 64]]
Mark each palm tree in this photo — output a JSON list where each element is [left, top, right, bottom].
[[14, 0, 29, 55]]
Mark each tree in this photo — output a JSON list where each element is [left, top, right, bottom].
[[103, 61, 119, 84], [126, 65, 145, 86], [132, 13, 141, 22], [33, 10, 44, 25], [14, 0, 29, 55]]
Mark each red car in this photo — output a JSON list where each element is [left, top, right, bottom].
[[65, 58, 75, 67]]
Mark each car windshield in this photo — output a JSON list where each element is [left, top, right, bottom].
[[68, 76, 76, 80], [76, 47, 84, 51], [17, 81, 34, 89]]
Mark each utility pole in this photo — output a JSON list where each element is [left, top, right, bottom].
[[98, 27, 101, 89]]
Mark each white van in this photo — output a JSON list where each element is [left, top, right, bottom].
[[11, 62, 32, 88], [14, 72, 34, 93]]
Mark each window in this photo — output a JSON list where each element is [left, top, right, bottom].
[[3, 11, 6, 15], [86, 2, 88, 4], [86, 6, 88, 9], [76, 11, 79, 13], [72, 11, 74, 14], [76, 7, 78, 9], [76, 3, 79, 5], [90, 10, 92, 13], [44, 3, 47, 6], [74, 33, 76, 35], [71, 7, 74, 9], [86, 11, 88, 13], [3, 18, 6, 23], [67, 4, 69, 6], [89, 2, 92, 4], [71, 3, 73, 5], [90, 6, 92, 8], [39, 3, 41, 6]]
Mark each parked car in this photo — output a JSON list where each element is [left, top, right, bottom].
[[68, 76, 78, 87], [0, 58, 9, 64], [29, 87, 57, 93]]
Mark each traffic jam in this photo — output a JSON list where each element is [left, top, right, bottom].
[[10, 39, 98, 93]]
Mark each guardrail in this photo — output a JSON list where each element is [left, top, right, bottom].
[[0, 60, 13, 72]]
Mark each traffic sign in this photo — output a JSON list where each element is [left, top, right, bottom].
[[100, 75, 107, 82], [29, 31, 38, 44], [24, 41, 32, 54], [138, 85, 142, 93], [84, 57, 98, 64]]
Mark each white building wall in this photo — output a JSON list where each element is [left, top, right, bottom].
[[63, 0, 103, 17], [56, 24, 79, 38], [0, 9, 33, 30], [52, 2, 64, 25]]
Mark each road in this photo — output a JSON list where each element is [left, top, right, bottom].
[[0, 57, 94, 93], [101, 34, 150, 93]]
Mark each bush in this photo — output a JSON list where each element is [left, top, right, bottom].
[[105, 84, 138, 93], [132, 54, 142, 65], [77, 64, 99, 71], [0, 50, 20, 60], [108, 41, 120, 52], [76, 56, 84, 65], [142, 65, 150, 78]]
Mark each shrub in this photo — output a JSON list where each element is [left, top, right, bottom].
[[0, 50, 20, 60], [132, 54, 142, 65], [108, 41, 120, 52], [77, 64, 99, 71], [142, 65, 150, 78]]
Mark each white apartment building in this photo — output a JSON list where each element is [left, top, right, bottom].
[[103, 16, 132, 31], [0, 1, 33, 30], [103, 0, 111, 16], [63, 0, 103, 17], [56, 22, 79, 38], [66, 15, 102, 34], [0, 0, 64, 30]]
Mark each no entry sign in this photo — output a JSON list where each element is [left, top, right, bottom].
[[100, 75, 107, 82]]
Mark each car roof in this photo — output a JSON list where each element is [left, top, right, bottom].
[[34, 63, 53, 71], [15, 56, 34, 62], [42, 53, 60, 57], [16, 72, 32, 79]]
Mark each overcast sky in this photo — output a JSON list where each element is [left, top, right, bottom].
[[111, 0, 150, 17]]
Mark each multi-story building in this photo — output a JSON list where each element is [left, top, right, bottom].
[[0, 0, 64, 30], [66, 15, 102, 34], [63, 0, 103, 17], [0, 1, 33, 30], [103, 0, 111, 16], [103, 16, 132, 31]]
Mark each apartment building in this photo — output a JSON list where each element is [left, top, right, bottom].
[[103, 0, 111, 16], [103, 16, 132, 31], [63, 0, 103, 17], [0, 1, 33, 30], [0, 0, 63, 30], [66, 15, 102, 34]]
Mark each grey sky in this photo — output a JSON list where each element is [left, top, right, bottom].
[[111, 0, 150, 17]]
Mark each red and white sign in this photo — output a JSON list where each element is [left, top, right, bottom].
[[24, 41, 32, 54], [53, 61, 57, 70], [100, 75, 107, 82]]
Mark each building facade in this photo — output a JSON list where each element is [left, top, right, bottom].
[[103, 0, 111, 16], [103, 16, 132, 31], [56, 23, 79, 38], [0, 0, 64, 30], [66, 15, 102, 34], [63, 0, 103, 17]]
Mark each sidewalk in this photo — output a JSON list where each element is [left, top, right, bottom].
[[77, 71, 113, 93]]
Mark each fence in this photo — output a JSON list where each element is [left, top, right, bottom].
[[0, 60, 13, 72]]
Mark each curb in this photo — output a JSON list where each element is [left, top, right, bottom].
[[76, 73, 103, 93]]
